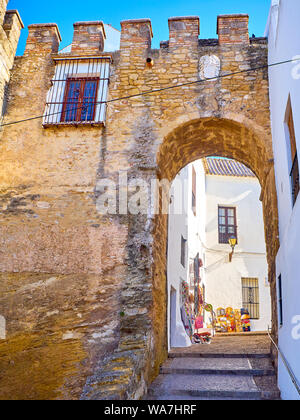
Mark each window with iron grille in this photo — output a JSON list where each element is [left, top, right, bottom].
[[43, 57, 110, 126], [242, 278, 260, 320], [218, 206, 237, 244], [285, 96, 299, 206]]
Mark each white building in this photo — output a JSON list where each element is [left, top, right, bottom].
[[203, 158, 271, 332], [266, 0, 300, 401], [167, 157, 271, 349], [167, 161, 205, 349]]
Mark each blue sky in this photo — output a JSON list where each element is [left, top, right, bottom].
[[8, 0, 271, 55]]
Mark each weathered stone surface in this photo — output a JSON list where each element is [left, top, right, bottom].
[[0, 4, 23, 120], [71, 22, 106, 54], [0, 9, 279, 400]]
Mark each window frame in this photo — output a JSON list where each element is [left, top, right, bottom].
[[61, 76, 100, 123], [241, 277, 260, 320], [285, 96, 299, 206], [218, 205, 238, 244], [181, 235, 187, 268]]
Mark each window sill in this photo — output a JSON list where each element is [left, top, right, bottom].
[[43, 121, 105, 128]]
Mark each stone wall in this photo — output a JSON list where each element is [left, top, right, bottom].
[[0, 0, 8, 25], [0, 2, 23, 119], [0, 13, 279, 399], [71, 21, 106, 54]]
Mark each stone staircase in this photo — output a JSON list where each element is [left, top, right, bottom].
[[146, 335, 281, 400]]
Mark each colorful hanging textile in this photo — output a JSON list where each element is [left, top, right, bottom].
[[195, 316, 203, 330], [180, 280, 194, 339], [180, 280, 189, 303], [194, 284, 203, 316], [180, 304, 193, 339]]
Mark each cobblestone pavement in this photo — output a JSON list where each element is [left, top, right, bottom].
[[170, 333, 271, 355]]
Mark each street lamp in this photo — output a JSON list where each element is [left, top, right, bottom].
[[228, 235, 237, 262]]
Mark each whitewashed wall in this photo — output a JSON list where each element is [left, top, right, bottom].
[[203, 174, 271, 332], [267, 0, 300, 401], [187, 160, 206, 290], [167, 166, 191, 349], [167, 161, 206, 349]]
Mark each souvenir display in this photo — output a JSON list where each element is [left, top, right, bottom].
[[234, 309, 243, 332], [215, 307, 229, 332], [180, 280, 194, 341], [226, 307, 236, 332], [194, 285, 202, 316], [193, 331, 212, 344], [241, 309, 251, 332], [195, 315, 204, 331]]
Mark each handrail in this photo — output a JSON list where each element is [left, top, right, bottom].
[[268, 327, 300, 396]]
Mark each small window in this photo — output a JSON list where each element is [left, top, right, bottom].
[[278, 274, 283, 327], [61, 78, 99, 123], [194, 253, 200, 282], [242, 278, 260, 320], [218, 206, 237, 244], [192, 166, 197, 216], [43, 57, 110, 126], [181, 236, 187, 267], [285, 97, 299, 205]]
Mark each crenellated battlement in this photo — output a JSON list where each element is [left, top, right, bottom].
[[120, 19, 153, 50], [0, 0, 8, 26], [72, 21, 106, 54], [20, 13, 253, 57], [217, 14, 249, 45], [25, 23, 61, 54], [0, 1, 23, 119], [168, 16, 200, 48]]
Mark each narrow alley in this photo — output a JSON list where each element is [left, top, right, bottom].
[[147, 334, 281, 400]]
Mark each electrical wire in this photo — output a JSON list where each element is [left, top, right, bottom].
[[0, 57, 299, 128]]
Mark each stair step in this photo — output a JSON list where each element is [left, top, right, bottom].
[[160, 357, 275, 376], [147, 391, 280, 400], [147, 374, 280, 401], [168, 353, 271, 359], [160, 367, 275, 376], [146, 394, 263, 400]]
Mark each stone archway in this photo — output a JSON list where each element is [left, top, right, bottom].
[[150, 116, 280, 380], [83, 116, 280, 400]]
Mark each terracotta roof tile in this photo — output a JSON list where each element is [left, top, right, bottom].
[[203, 157, 255, 178]]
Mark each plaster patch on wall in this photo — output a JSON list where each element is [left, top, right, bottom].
[[199, 55, 221, 80], [19, 277, 58, 293]]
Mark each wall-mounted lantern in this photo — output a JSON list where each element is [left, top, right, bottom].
[[228, 235, 237, 263]]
